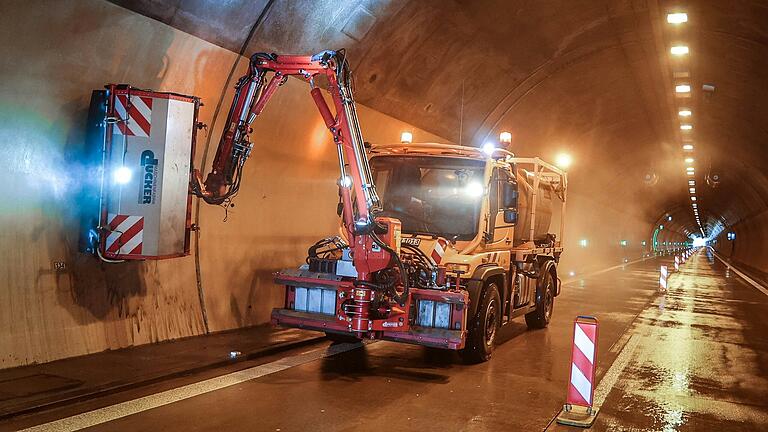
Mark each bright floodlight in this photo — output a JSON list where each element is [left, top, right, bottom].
[[499, 131, 512, 144], [676, 84, 691, 93], [667, 13, 688, 24], [113, 166, 132, 184], [693, 237, 706, 247], [482, 142, 496, 156], [680, 124, 693, 130], [400, 131, 413, 144], [682, 144, 694, 150], [555, 153, 573, 169], [465, 182, 485, 197], [679, 109, 692, 117], [671, 45, 689, 55]]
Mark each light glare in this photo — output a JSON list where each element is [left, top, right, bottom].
[[555, 153, 573, 169], [667, 13, 688, 24], [113, 166, 132, 184], [482, 142, 496, 156]]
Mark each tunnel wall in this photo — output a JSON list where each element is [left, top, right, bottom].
[[0, 0, 446, 369], [713, 212, 768, 282]]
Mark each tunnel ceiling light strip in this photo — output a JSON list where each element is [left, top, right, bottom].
[[676, 84, 692, 93], [680, 124, 693, 130], [685, 157, 694, 163], [671, 46, 690, 55], [682, 144, 694, 150], [689, 188, 696, 193], [667, 13, 689, 24], [691, 196, 697, 201], [689, 180, 695, 185], [679, 109, 692, 116]]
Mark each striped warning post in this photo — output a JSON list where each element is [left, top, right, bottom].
[[659, 265, 668, 292], [674, 255, 680, 272], [556, 316, 600, 427]]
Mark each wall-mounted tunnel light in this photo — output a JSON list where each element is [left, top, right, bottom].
[[499, 131, 512, 144], [555, 153, 573, 169], [659, 225, 664, 230], [667, 13, 688, 24], [620, 240, 628, 247], [670, 45, 690, 56], [680, 124, 693, 130], [667, 215, 673, 221], [682, 144, 694, 151], [676, 84, 691, 93], [679, 109, 692, 117]]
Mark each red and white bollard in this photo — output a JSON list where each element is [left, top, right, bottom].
[[674, 255, 680, 272], [557, 316, 600, 427], [659, 265, 668, 292]]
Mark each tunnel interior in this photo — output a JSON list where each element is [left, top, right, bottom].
[[0, 0, 766, 370]]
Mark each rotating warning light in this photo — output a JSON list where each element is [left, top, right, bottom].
[[113, 166, 132, 184], [555, 153, 573, 169], [499, 131, 512, 144], [400, 131, 413, 144]]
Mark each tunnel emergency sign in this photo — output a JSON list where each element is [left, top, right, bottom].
[[100, 84, 199, 260]]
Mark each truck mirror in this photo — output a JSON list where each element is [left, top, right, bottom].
[[504, 209, 518, 225], [502, 182, 518, 209]]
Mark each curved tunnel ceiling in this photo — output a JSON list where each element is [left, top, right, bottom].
[[111, 0, 768, 239]]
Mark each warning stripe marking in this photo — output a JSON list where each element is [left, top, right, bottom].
[[105, 214, 144, 256], [114, 94, 152, 137], [430, 238, 448, 264], [566, 320, 597, 408]]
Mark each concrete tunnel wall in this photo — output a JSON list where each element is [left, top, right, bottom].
[[0, 0, 447, 368]]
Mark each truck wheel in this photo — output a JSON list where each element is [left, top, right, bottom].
[[325, 332, 360, 344], [525, 270, 555, 329], [460, 282, 501, 363]]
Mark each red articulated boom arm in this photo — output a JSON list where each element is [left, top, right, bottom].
[[190, 50, 410, 301]]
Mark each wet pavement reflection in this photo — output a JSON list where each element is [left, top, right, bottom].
[[592, 249, 768, 431]]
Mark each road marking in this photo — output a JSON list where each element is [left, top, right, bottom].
[[18, 342, 365, 432], [561, 255, 649, 286], [710, 249, 768, 297], [592, 334, 640, 407]]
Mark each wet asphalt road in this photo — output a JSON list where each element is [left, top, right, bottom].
[[3, 249, 767, 431]]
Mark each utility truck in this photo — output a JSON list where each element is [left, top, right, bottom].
[[89, 50, 566, 362]]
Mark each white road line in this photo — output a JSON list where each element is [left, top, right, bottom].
[[19, 342, 365, 432], [592, 334, 640, 407], [710, 248, 768, 297], [561, 255, 648, 286]]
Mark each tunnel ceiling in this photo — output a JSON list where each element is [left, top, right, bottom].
[[110, 0, 768, 238]]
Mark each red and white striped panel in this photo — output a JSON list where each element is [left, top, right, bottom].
[[114, 94, 152, 137], [566, 319, 598, 408], [105, 213, 144, 255], [430, 238, 449, 264], [659, 265, 668, 291]]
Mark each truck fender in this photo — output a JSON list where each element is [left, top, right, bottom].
[[535, 259, 559, 301], [464, 265, 507, 320]]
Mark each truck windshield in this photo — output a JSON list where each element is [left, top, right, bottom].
[[370, 156, 486, 241]]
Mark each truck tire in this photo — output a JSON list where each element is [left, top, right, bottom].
[[460, 282, 501, 363], [325, 332, 360, 344], [525, 269, 555, 329]]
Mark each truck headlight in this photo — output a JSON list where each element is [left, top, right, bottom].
[[113, 166, 132, 184]]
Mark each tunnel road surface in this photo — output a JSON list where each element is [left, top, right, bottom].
[[3, 250, 768, 431]]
